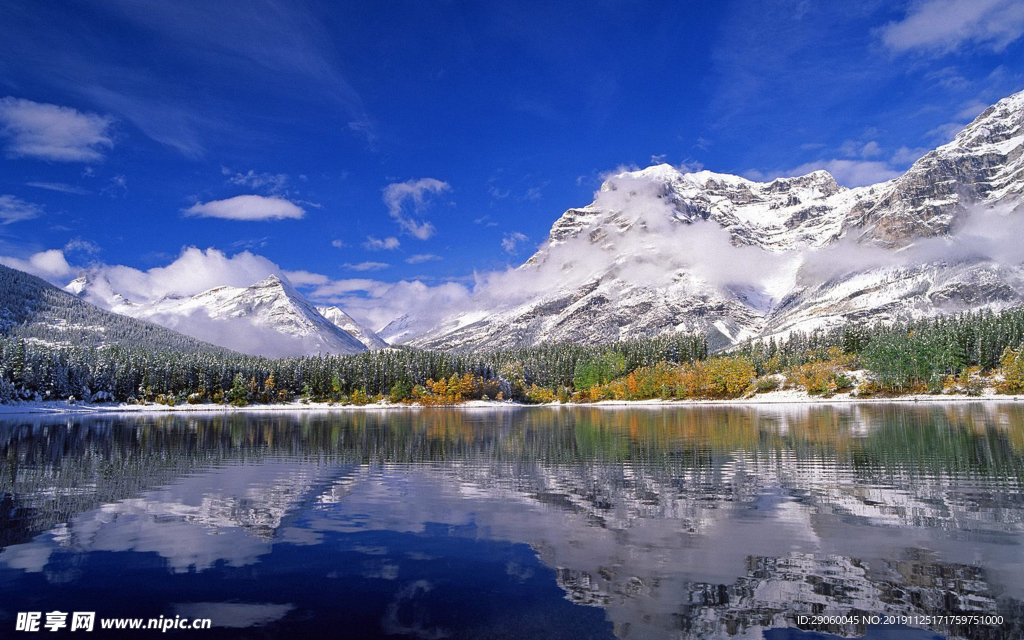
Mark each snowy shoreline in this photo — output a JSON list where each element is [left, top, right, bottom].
[[1, 389, 1023, 416]]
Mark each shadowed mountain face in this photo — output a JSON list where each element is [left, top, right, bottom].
[[409, 90, 1024, 351], [2, 405, 1023, 639]]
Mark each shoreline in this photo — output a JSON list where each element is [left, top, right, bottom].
[[1, 389, 1023, 416]]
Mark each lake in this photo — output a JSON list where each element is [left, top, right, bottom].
[[2, 404, 1023, 639]]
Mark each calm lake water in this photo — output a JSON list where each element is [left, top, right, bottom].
[[2, 405, 1024, 639]]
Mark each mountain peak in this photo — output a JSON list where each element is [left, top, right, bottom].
[[253, 273, 289, 291], [407, 88, 1024, 351], [316, 306, 389, 350], [944, 87, 1023, 151]]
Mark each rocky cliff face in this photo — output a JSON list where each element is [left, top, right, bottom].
[[850, 90, 1024, 246], [411, 89, 1024, 350]]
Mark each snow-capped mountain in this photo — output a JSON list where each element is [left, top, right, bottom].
[[315, 305, 388, 350], [409, 88, 1024, 350], [68, 274, 367, 358], [377, 313, 417, 346], [0, 263, 232, 355]]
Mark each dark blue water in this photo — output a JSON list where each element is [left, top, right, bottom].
[[1, 405, 1023, 638]]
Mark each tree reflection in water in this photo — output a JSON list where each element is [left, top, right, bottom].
[[1, 404, 1023, 639]]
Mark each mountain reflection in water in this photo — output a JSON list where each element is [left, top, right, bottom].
[[1, 404, 1023, 639]]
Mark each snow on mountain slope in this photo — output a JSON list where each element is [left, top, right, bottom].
[[315, 305, 388, 350], [410, 88, 1024, 351], [0, 263, 234, 355], [848, 89, 1024, 246], [69, 274, 367, 358], [377, 313, 416, 346]]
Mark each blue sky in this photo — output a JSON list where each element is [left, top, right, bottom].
[[1, 0, 1023, 328]]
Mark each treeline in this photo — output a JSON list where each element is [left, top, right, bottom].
[[737, 308, 1024, 391], [6, 308, 1024, 406], [0, 332, 706, 405]]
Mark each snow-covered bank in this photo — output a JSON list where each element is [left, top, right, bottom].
[[1, 390, 1023, 416]]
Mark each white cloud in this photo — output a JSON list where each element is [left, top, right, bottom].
[[25, 182, 91, 195], [0, 97, 114, 162], [928, 121, 968, 143], [0, 194, 44, 225], [184, 195, 304, 221], [312, 172, 794, 339], [891, 146, 929, 166], [746, 158, 901, 188], [330, 239, 345, 249], [64, 238, 101, 255], [221, 168, 289, 194], [281, 269, 330, 286], [488, 185, 510, 199], [501, 232, 529, 255], [382, 178, 450, 240], [791, 159, 901, 187], [104, 174, 128, 197], [0, 249, 75, 281], [303, 277, 472, 335], [880, 0, 1024, 55], [956, 100, 990, 120], [77, 247, 280, 305], [343, 261, 389, 272], [406, 254, 441, 264], [839, 140, 883, 159], [522, 186, 543, 201], [363, 236, 400, 251]]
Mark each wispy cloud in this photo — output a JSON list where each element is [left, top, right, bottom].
[[747, 133, 937, 188], [880, 0, 1024, 55], [0, 97, 114, 162], [382, 178, 451, 240], [25, 181, 92, 195], [363, 236, 400, 251], [501, 231, 529, 255], [928, 121, 969, 143], [522, 185, 544, 201], [184, 195, 305, 221], [64, 238, 101, 255], [839, 140, 883, 158], [744, 159, 900, 188], [343, 261, 389, 272], [405, 253, 441, 264], [79, 85, 210, 159], [0, 194, 45, 225], [891, 146, 929, 165], [282, 269, 330, 286], [0, 2, 376, 158], [227, 236, 269, 252], [102, 0, 376, 143], [221, 168, 289, 194], [790, 159, 901, 187], [102, 174, 128, 198]]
